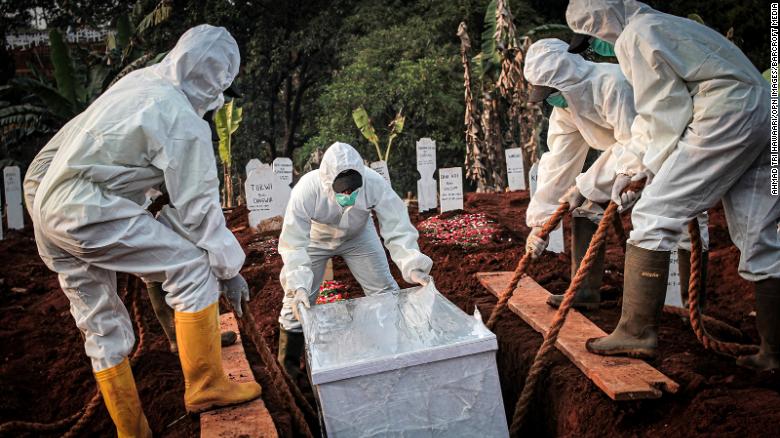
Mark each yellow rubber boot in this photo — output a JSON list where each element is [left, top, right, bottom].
[[175, 302, 262, 413], [94, 358, 152, 438]]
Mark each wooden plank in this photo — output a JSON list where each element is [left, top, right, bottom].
[[200, 313, 278, 438], [477, 271, 679, 401]]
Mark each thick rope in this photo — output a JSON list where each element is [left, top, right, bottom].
[[486, 203, 569, 330], [687, 218, 759, 357], [508, 200, 619, 435], [233, 301, 314, 438]]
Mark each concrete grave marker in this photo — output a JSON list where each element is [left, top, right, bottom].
[[370, 161, 391, 186], [665, 249, 683, 307], [416, 138, 438, 212], [4, 166, 24, 230], [505, 148, 526, 191], [528, 162, 563, 254], [272, 157, 293, 186], [244, 162, 291, 230], [439, 167, 463, 213]]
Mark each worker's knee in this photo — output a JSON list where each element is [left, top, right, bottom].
[[163, 252, 220, 313]]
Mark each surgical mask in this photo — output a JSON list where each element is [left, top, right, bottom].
[[335, 189, 359, 207], [590, 38, 616, 57], [546, 92, 568, 108]]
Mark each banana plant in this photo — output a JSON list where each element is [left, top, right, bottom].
[[214, 100, 243, 207], [352, 106, 405, 162]]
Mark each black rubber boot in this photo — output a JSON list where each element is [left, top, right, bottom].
[[547, 216, 604, 310], [146, 282, 238, 353], [146, 282, 179, 353], [737, 278, 780, 371], [586, 244, 670, 359], [277, 327, 305, 381], [678, 249, 708, 312]]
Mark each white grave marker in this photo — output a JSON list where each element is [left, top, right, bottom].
[[439, 167, 463, 213], [246, 158, 263, 175], [528, 162, 564, 253], [505, 148, 526, 191], [370, 161, 391, 186], [244, 162, 291, 229], [665, 249, 683, 307], [4, 166, 24, 230], [272, 157, 293, 186], [416, 138, 438, 212]]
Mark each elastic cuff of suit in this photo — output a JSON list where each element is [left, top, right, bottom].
[[94, 358, 131, 381], [174, 301, 218, 322]]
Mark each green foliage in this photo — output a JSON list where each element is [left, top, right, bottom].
[[214, 100, 243, 167], [352, 106, 383, 160], [47, 29, 79, 110]]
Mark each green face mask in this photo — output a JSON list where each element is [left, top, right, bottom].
[[590, 38, 616, 57], [335, 189, 359, 207], [545, 92, 568, 108]]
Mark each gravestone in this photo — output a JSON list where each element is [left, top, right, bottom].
[[664, 249, 683, 307], [505, 148, 526, 191], [416, 138, 437, 212], [272, 157, 293, 186], [528, 162, 564, 254], [370, 161, 391, 187], [4, 166, 24, 230], [246, 159, 263, 175], [439, 167, 463, 213], [244, 162, 291, 231]]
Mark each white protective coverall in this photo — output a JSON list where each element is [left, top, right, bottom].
[[523, 38, 708, 249], [28, 25, 243, 371], [567, 0, 778, 280], [278, 142, 433, 331]]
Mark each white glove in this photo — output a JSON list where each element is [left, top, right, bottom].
[[291, 288, 310, 322], [410, 270, 432, 286], [221, 274, 250, 317], [611, 173, 639, 212], [558, 185, 585, 211], [525, 227, 549, 259]]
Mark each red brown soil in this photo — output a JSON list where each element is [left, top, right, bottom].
[[1, 192, 778, 437]]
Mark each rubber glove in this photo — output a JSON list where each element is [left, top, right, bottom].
[[558, 185, 585, 211], [410, 270, 432, 286], [291, 288, 310, 321], [221, 274, 250, 317], [525, 227, 549, 259], [611, 173, 647, 212]]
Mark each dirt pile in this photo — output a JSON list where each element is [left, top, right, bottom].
[[0, 192, 778, 437]]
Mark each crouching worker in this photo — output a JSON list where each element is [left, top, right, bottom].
[[277, 142, 434, 379], [25, 25, 260, 437]]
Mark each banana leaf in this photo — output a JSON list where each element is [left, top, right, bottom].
[[214, 100, 243, 166], [352, 106, 382, 160], [385, 108, 405, 162]]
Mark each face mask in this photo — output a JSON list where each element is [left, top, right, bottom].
[[590, 38, 616, 57], [546, 92, 568, 108], [335, 189, 359, 207]]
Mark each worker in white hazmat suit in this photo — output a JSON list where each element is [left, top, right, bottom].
[[24, 127, 240, 357], [26, 25, 261, 436], [522, 38, 710, 311], [567, 0, 780, 369], [276, 142, 433, 379]]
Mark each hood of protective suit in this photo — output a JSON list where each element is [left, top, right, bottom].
[[524, 39, 593, 93], [152, 24, 240, 116], [319, 143, 365, 196], [566, 0, 651, 43]]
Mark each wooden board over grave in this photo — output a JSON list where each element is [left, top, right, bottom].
[[200, 313, 278, 437], [477, 271, 679, 401]]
